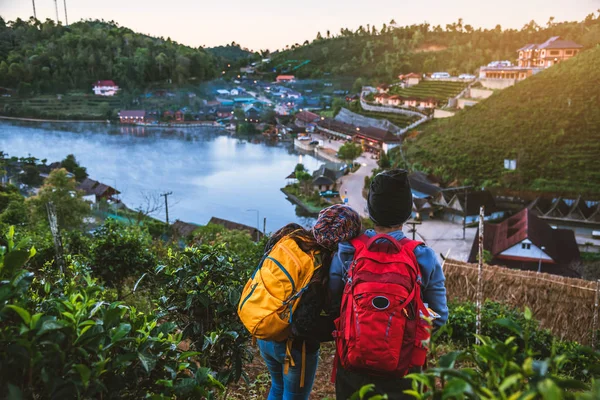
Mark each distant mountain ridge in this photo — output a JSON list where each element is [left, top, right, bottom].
[[262, 14, 600, 81]]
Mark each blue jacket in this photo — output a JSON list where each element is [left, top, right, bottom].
[[328, 229, 448, 328]]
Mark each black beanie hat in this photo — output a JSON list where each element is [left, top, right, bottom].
[[367, 169, 413, 227]]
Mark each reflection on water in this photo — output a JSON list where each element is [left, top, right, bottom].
[[0, 121, 323, 232]]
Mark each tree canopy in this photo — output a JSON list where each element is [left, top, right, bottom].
[[263, 13, 600, 81], [0, 18, 218, 94]]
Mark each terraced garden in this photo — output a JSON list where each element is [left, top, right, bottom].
[[347, 101, 420, 128], [389, 80, 468, 101], [0, 93, 122, 120]]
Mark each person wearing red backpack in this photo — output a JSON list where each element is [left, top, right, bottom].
[[328, 169, 448, 399]]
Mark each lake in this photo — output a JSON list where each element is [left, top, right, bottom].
[[0, 121, 324, 232]]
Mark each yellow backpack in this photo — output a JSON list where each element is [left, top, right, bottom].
[[238, 235, 321, 342]]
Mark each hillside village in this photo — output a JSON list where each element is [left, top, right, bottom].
[[2, 28, 599, 280], [1, 10, 600, 399]]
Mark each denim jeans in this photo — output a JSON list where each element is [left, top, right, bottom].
[[257, 339, 320, 400]]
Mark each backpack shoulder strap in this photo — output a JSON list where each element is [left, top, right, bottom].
[[349, 234, 369, 253], [398, 238, 424, 278]]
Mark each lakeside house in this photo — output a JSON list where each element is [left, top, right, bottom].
[[353, 126, 401, 153], [312, 164, 345, 192], [77, 178, 120, 202], [295, 110, 320, 128], [93, 80, 119, 96], [468, 208, 581, 277], [276, 75, 296, 83], [119, 110, 146, 124], [208, 216, 264, 242]]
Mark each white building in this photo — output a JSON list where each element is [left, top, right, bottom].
[[92, 80, 119, 96]]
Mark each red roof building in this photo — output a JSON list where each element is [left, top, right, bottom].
[[93, 80, 119, 96], [276, 75, 296, 83], [119, 110, 146, 124], [468, 208, 581, 277]]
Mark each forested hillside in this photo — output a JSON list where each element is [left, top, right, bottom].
[[264, 13, 600, 80], [0, 18, 218, 94], [403, 45, 600, 196]]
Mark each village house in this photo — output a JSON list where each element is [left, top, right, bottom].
[[216, 107, 234, 119], [376, 84, 390, 94], [518, 36, 583, 68], [374, 94, 438, 109], [528, 197, 600, 237], [208, 216, 264, 242], [93, 80, 119, 96], [119, 110, 146, 124], [353, 126, 401, 153], [400, 73, 422, 87], [294, 110, 321, 128], [433, 189, 505, 224], [312, 164, 345, 192], [468, 208, 581, 277], [408, 171, 442, 199], [276, 75, 296, 83], [77, 178, 120, 203]]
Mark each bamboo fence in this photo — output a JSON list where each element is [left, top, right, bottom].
[[444, 259, 599, 345]]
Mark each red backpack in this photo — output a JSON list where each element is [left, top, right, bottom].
[[333, 234, 432, 377]]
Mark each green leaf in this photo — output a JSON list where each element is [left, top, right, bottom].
[[494, 318, 523, 338], [499, 373, 524, 392], [3, 250, 31, 275], [138, 352, 157, 374], [6, 383, 22, 400], [537, 378, 562, 400], [359, 384, 375, 399], [110, 323, 131, 342], [4, 305, 31, 324], [37, 319, 67, 336], [442, 378, 469, 398], [438, 351, 462, 369], [156, 379, 173, 388], [74, 364, 91, 388], [524, 307, 532, 321]]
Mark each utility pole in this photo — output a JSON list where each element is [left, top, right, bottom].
[[54, 0, 60, 24], [63, 0, 69, 26], [160, 191, 173, 226], [32, 0, 37, 19], [263, 217, 267, 236]]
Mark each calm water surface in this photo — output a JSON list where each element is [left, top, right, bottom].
[[0, 121, 323, 232]]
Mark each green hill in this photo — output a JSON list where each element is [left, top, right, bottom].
[[403, 46, 600, 196], [263, 15, 600, 81], [0, 18, 217, 94]]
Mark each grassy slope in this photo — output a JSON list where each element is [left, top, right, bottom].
[[404, 46, 600, 196], [390, 81, 468, 101]]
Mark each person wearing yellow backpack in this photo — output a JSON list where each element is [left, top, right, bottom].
[[238, 205, 362, 400]]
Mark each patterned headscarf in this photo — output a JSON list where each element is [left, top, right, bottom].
[[312, 204, 362, 249]]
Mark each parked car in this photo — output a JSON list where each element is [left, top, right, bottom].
[[319, 190, 340, 198], [459, 74, 476, 80], [297, 136, 312, 141], [431, 72, 451, 79], [309, 140, 319, 145]]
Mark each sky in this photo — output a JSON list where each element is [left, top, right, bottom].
[[1, 0, 598, 51]]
